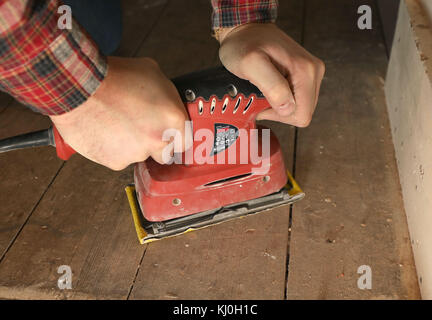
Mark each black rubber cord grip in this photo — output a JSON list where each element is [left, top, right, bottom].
[[0, 128, 54, 154]]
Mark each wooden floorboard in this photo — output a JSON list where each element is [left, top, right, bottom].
[[0, 92, 12, 114], [134, 0, 219, 77], [0, 159, 143, 299], [0, 0, 420, 300], [128, 0, 302, 300], [0, 104, 63, 260], [286, 0, 420, 299], [0, 0, 168, 299], [115, 0, 168, 57]]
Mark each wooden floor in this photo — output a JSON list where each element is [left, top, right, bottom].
[[0, 0, 421, 299]]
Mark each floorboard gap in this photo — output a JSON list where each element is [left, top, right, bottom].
[[131, 0, 171, 58], [0, 162, 66, 264], [284, 127, 299, 299], [126, 245, 148, 300], [0, 99, 15, 117], [284, 0, 306, 298]]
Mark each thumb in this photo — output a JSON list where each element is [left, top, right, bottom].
[[245, 52, 296, 117]]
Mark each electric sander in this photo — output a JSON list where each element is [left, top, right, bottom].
[[0, 67, 304, 244]]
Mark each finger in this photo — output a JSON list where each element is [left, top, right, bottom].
[[244, 52, 296, 117], [152, 143, 173, 165], [290, 75, 318, 127], [257, 76, 317, 127], [313, 64, 325, 108], [256, 108, 283, 122]]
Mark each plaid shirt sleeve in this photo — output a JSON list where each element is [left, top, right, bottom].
[[0, 0, 107, 115], [211, 0, 278, 29]]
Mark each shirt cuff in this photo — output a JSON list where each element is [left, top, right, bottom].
[[0, 0, 107, 115], [211, 0, 278, 30]]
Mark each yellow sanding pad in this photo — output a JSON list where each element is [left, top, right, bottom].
[[125, 171, 304, 244]]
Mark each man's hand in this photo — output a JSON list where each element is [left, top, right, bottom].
[[50, 57, 189, 170], [218, 23, 325, 127]]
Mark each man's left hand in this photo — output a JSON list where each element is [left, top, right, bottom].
[[218, 23, 325, 127]]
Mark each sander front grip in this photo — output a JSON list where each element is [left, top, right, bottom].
[[172, 66, 266, 103], [173, 66, 271, 127], [52, 126, 76, 161]]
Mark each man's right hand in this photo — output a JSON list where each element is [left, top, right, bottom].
[[50, 57, 189, 170]]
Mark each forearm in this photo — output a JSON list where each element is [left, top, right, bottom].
[[0, 0, 107, 115]]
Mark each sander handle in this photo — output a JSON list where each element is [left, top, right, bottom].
[[0, 126, 75, 161]]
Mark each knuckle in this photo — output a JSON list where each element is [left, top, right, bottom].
[[108, 162, 127, 171], [315, 58, 326, 77], [267, 83, 291, 105], [297, 117, 312, 128], [296, 57, 313, 69], [144, 57, 159, 68], [297, 57, 325, 81], [317, 58, 325, 72], [165, 109, 187, 129], [297, 57, 317, 76], [241, 49, 265, 67], [297, 120, 310, 128]]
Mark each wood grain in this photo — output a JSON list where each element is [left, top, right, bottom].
[[286, 0, 420, 299], [115, 0, 169, 57], [0, 92, 12, 114], [0, 159, 143, 299], [0, 104, 63, 260], [134, 0, 219, 77], [0, 0, 168, 299]]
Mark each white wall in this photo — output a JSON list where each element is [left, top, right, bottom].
[[385, 0, 432, 299]]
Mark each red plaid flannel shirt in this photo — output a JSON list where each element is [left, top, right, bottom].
[[0, 0, 278, 116], [211, 0, 278, 29]]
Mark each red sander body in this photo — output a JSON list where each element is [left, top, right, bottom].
[[0, 67, 304, 244], [130, 67, 304, 242]]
